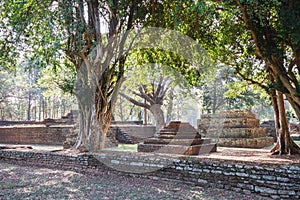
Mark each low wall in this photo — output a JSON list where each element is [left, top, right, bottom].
[[0, 126, 73, 145], [0, 120, 44, 126], [0, 124, 154, 147], [0, 150, 299, 199], [115, 125, 155, 144]]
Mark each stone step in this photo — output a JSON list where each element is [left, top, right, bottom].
[[200, 111, 256, 119], [144, 138, 211, 145], [167, 121, 190, 128], [137, 143, 217, 155], [210, 137, 274, 148], [158, 134, 201, 139], [159, 129, 178, 134], [160, 126, 197, 132], [201, 128, 267, 138], [159, 130, 199, 135], [199, 118, 260, 129]]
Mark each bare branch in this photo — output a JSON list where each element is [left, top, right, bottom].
[[119, 92, 151, 109]]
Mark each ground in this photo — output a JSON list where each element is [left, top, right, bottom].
[[1, 144, 300, 199], [0, 162, 270, 200]]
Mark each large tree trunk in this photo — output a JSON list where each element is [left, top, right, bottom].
[[271, 91, 300, 155], [74, 75, 97, 151], [74, 87, 116, 152], [150, 104, 165, 132], [166, 92, 174, 124], [73, 54, 124, 152]]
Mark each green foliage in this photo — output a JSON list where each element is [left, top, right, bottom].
[[0, 0, 64, 69], [129, 48, 203, 87], [37, 59, 76, 95]]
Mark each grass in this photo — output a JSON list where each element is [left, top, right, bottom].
[[105, 144, 137, 152]]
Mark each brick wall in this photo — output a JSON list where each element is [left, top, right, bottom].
[[0, 126, 73, 145], [0, 150, 299, 199]]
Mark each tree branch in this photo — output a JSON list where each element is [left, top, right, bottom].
[[119, 92, 151, 109], [237, 71, 269, 92], [138, 86, 156, 104]]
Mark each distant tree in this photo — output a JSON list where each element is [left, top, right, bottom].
[[119, 46, 208, 131], [120, 73, 172, 131]]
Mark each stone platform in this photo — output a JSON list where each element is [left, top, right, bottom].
[[198, 110, 274, 148], [138, 121, 217, 155]]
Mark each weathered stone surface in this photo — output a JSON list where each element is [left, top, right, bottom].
[[114, 125, 155, 144], [1, 149, 300, 199], [260, 120, 277, 141], [138, 121, 217, 155], [201, 110, 257, 119], [203, 128, 266, 138], [199, 118, 260, 129], [210, 137, 274, 148], [144, 138, 211, 145], [0, 126, 73, 145], [198, 110, 274, 148], [137, 143, 217, 155]]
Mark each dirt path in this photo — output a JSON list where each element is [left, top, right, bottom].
[[0, 162, 271, 200]]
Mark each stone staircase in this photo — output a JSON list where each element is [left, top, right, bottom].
[[115, 125, 155, 144], [138, 121, 217, 155]]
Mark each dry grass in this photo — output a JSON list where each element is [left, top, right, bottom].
[[0, 162, 270, 200]]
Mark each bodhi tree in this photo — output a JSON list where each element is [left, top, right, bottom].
[[159, 0, 300, 155], [120, 47, 207, 131], [0, 0, 154, 151], [120, 73, 172, 131]]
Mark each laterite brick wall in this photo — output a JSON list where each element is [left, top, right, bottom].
[[0, 150, 299, 199]]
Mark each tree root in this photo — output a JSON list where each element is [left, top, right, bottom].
[[270, 140, 300, 155]]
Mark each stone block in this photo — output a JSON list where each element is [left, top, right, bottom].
[[137, 143, 217, 155], [204, 128, 266, 138], [199, 118, 260, 129], [255, 186, 277, 194], [138, 121, 217, 155], [198, 110, 274, 148], [143, 138, 210, 145], [210, 137, 274, 148]]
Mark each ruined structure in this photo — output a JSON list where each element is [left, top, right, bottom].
[[0, 111, 77, 146], [138, 121, 217, 155], [63, 122, 156, 149], [260, 120, 277, 141], [198, 110, 274, 148], [0, 125, 73, 145]]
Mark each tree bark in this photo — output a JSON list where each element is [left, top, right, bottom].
[[166, 92, 174, 124], [150, 104, 165, 132], [271, 91, 300, 155]]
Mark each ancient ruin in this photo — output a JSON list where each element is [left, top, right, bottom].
[[260, 120, 277, 141], [198, 110, 274, 148], [138, 121, 217, 155]]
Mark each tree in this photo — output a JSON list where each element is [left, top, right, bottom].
[[0, 0, 153, 151], [61, 1, 152, 151], [216, 0, 300, 155], [159, 0, 300, 155], [120, 73, 172, 131], [119, 45, 208, 131]]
